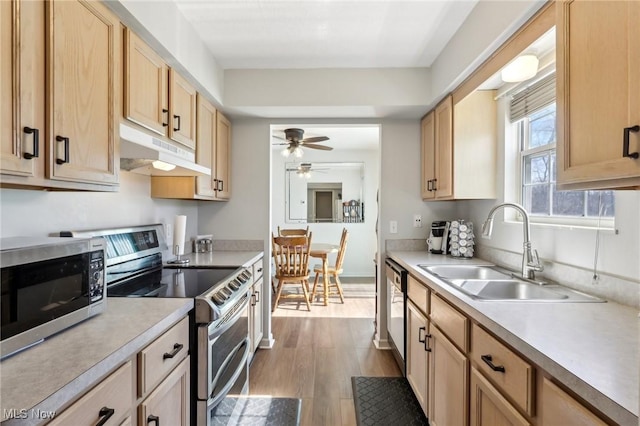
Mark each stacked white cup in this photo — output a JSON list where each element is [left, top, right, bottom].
[[449, 220, 475, 258]]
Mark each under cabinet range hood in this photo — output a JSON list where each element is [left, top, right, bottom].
[[119, 123, 211, 176]]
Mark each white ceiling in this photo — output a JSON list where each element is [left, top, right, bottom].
[[271, 125, 380, 151], [174, 0, 478, 69]]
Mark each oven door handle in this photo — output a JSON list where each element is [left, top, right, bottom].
[[209, 337, 250, 408], [208, 292, 250, 338]]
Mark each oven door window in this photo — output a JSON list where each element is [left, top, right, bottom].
[[1, 253, 91, 340]]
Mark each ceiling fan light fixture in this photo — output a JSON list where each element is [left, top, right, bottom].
[[501, 54, 539, 83]]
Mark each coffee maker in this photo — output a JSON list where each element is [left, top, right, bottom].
[[427, 221, 449, 254]]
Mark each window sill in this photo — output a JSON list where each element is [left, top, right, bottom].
[[505, 218, 617, 233]]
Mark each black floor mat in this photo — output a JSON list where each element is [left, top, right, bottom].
[[352, 376, 428, 426], [210, 396, 301, 425]]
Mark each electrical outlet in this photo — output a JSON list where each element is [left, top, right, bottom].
[[165, 223, 173, 240], [390, 220, 398, 234], [413, 214, 422, 228]]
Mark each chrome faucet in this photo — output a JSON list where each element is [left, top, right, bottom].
[[481, 202, 544, 282]]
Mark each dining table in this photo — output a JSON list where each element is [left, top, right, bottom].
[[309, 243, 339, 306]]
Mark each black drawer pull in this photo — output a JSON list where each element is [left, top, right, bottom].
[[55, 136, 69, 165], [23, 127, 39, 159], [173, 114, 181, 132], [424, 334, 432, 352], [163, 343, 184, 360], [481, 354, 505, 373], [418, 326, 426, 343], [96, 406, 114, 426], [623, 125, 639, 159], [147, 414, 160, 426]]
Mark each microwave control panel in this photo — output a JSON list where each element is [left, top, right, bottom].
[[89, 250, 105, 302]]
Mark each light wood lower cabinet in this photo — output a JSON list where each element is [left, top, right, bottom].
[[470, 367, 530, 426], [540, 378, 607, 426], [406, 300, 430, 415], [250, 277, 264, 356], [49, 361, 134, 426], [428, 324, 469, 426], [139, 356, 190, 426]]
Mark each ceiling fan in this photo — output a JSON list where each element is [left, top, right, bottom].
[[273, 128, 332, 158], [286, 162, 329, 178]]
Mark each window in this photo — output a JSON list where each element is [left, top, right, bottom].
[[512, 74, 614, 224]]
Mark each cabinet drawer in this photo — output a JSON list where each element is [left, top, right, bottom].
[[252, 257, 264, 280], [407, 275, 429, 314], [471, 324, 534, 416], [49, 361, 133, 426], [430, 293, 468, 352], [139, 316, 190, 396]]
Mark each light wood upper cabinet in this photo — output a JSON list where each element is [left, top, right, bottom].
[[195, 94, 217, 197], [1, 0, 45, 179], [422, 91, 497, 200], [169, 70, 197, 149], [48, 0, 120, 185], [556, 0, 640, 189], [421, 111, 436, 199], [215, 110, 232, 199], [124, 29, 168, 136], [124, 28, 196, 150]]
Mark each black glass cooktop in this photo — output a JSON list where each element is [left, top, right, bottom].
[[107, 268, 239, 298]]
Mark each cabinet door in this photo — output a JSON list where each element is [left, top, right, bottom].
[[251, 277, 264, 353], [470, 368, 530, 426], [48, 0, 119, 185], [124, 29, 169, 136], [406, 300, 429, 415], [196, 95, 216, 198], [434, 95, 453, 199], [421, 111, 436, 200], [169, 69, 197, 149], [215, 111, 231, 199], [540, 377, 606, 426], [139, 356, 190, 426], [1, 0, 45, 178], [556, 0, 640, 189], [429, 325, 468, 426]]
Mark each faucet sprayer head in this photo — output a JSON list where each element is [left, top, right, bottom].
[[481, 217, 494, 238]]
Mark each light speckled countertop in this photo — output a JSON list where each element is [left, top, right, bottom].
[[0, 298, 193, 425], [167, 251, 263, 269], [388, 251, 639, 426]]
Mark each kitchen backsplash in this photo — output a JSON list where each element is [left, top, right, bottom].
[[212, 240, 263, 251]]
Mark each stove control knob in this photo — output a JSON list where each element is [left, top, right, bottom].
[[220, 287, 232, 297], [211, 293, 225, 305], [229, 281, 240, 290]]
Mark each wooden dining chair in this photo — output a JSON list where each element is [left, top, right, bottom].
[[311, 228, 349, 304], [272, 233, 313, 312], [277, 226, 310, 236]]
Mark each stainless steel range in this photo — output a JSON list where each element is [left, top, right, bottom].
[[59, 224, 253, 426]]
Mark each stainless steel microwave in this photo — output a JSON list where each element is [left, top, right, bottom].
[[0, 237, 106, 359]]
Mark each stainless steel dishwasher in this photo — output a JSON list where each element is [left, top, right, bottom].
[[385, 258, 407, 375]]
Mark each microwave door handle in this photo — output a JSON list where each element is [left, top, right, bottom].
[[208, 337, 250, 407]]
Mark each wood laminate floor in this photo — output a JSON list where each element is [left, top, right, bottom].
[[249, 291, 401, 426]]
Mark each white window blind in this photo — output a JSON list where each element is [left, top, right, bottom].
[[510, 74, 556, 123]]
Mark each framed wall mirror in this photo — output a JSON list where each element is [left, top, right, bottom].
[[285, 162, 365, 223]]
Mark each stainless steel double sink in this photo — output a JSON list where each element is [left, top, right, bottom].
[[419, 264, 604, 302]]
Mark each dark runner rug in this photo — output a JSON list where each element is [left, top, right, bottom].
[[352, 376, 428, 426], [211, 396, 301, 425]]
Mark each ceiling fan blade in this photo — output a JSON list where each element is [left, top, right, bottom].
[[272, 135, 287, 141], [300, 136, 329, 143], [305, 144, 333, 151]]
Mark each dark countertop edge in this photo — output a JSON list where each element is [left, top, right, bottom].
[[386, 251, 638, 426], [1, 299, 194, 426]]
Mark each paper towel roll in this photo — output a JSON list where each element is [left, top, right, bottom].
[[173, 215, 187, 255]]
